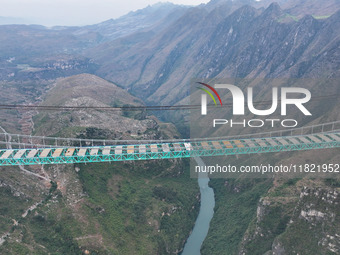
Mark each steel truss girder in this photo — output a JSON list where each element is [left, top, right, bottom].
[[0, 141, 339, 166]]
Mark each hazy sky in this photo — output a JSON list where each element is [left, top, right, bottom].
[[0, 0, 211, 26]]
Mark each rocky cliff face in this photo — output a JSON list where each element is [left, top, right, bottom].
[[239, 183, 340, 255]]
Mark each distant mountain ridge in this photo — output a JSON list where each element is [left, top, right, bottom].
[[87, 1, 340, 107], [77, 2, 189, 41], [0, 16, 33, 25], [0, 2, 188, 81], [1, 0, 339, 115], [1, 0, 339, 111], [206, 0, 340, 17]]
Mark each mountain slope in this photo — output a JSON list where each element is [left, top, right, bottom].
[[33, 73, 172, 139], [87, 2, 340, 108]]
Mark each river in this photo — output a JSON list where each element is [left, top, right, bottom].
[[181, 157, 215, 255]]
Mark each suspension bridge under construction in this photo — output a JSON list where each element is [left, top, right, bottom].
[[0, 121, 339, 166]]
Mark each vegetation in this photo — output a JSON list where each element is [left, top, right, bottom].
[[0, 173, 82, 254], [201, 178, 272, 255], [0, 186, 33, 233], [0, 159, 199, 254], [76, 159, 199, 254]]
